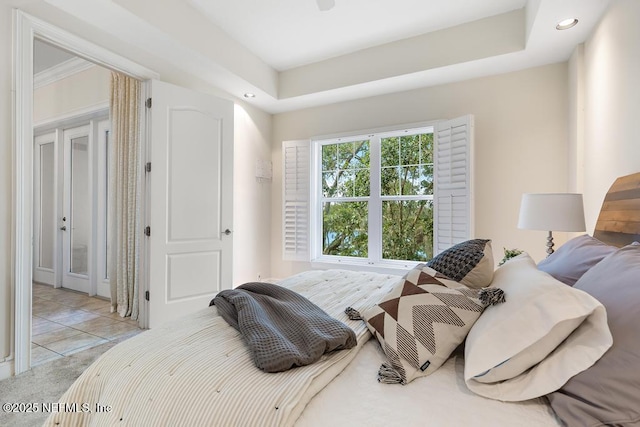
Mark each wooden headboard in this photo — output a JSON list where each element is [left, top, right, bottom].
[[593, 172, 640, 247]]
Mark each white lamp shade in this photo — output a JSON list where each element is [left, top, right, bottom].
[[518, 193, 586, 232]]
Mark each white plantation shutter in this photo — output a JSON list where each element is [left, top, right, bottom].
[[433, 115, 474, 255], [282, 140, 310, 261]]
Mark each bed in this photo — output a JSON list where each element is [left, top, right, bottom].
[[45, 173, 640, 427]]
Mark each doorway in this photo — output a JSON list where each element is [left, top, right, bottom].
[[33, 113, 111, 297], [14, 11, 234, 376], [13, 11, 159, 375], [30, 39, 139, 365]]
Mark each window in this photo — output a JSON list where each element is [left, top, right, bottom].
[[282, 115, 473, 268], [380, 132, 434, 260], [321, 138, 370, 257], [319, 129, 434, 264]]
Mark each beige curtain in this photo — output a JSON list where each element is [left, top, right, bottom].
[[109, 72, 141, 319]]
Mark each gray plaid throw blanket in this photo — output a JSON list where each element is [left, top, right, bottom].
[[211, 282, 357, 373]]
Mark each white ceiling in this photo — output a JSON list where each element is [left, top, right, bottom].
[[35, 0, 613, 113], [34, 39, 76, 74], [188, 0, 527, 71]]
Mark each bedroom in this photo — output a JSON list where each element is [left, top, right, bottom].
[[0, 0, 639, 423]]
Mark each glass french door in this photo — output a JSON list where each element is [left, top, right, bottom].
[[33, 117, 111, 297], [61, 125, 91, 293]]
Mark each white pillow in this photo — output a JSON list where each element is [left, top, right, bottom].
[[464, 253, 612, 401]]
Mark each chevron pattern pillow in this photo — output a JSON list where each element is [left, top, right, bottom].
[[364, 264, 490, 385]]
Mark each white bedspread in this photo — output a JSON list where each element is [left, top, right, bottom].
[[44, 270, 400, 427], [296, 341, 561, 426], [44, 269, 562, 427]]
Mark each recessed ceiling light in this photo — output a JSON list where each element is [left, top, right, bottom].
[[316, 0, 335, 12], [556, 18, 578, 30], [243, 93, 256, 98]]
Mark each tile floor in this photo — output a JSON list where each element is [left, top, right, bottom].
[[32, 283, 142, 366]]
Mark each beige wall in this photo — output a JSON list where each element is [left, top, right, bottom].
[[1, 3, 273, 371], [233, 103, 273, 284], [567, 45, 585, 194], [271, 63, 570, 278], [580, 0, 640, 230], [34, 65, 110, 124]]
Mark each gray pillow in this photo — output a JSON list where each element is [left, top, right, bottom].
[[548, 244, 640, 426], [537, 234, 615, 286]]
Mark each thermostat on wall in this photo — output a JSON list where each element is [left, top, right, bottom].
[[255, 159, 272, 182]]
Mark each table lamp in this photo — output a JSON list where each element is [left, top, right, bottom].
[[517, 193, 586, 256]]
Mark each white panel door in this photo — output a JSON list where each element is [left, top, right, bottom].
[[148, 80, 234, 328]]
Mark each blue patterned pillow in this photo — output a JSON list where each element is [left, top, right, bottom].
[[427, 239, 494, 289]]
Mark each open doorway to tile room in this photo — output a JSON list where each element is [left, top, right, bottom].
[[31, 39, 141, 366], [13, 12, 159, 376]]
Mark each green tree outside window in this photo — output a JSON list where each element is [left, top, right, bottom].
[[321, 132, 434, 261]]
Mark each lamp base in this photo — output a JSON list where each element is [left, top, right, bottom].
[[546, 231, 555, 256]]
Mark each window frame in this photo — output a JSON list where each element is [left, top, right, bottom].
[[310, 124, 435, 271]]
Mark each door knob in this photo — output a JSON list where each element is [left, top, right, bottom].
[[60, 226, 67, 231], [224, 229, 232, 235]]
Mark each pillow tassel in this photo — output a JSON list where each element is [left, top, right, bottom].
[[377, 362, 404, 384], [479, 287, 506, 307], [344, 307, 363, 321]]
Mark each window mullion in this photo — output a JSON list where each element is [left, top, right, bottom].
[[321, 196, 369, 203], [368, 136, 382, 263], [381, 195, 433, 202]]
